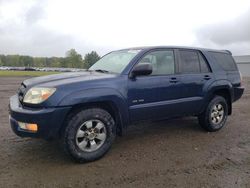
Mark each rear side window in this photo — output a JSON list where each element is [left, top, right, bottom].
[[179, 50, 200, 73], [199, 53, 210, 73], [209, 52, 237, 71]]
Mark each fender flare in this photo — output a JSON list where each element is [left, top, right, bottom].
[[202, 80, 233, 113], [58, 88, 129, 134]]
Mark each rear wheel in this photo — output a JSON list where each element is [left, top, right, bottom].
[[62, 108, 116, 163], [198, 96, 228, 132]]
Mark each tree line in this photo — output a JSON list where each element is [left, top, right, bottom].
[[0, 49, 101, 69]]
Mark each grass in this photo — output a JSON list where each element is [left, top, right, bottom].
[[0, 70, 61, 77]]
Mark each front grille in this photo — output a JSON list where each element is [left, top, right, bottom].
[[18, 83, 26, 102]]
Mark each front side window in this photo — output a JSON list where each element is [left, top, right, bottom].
[[89, 50, 141, 73], [137, 50, 175, 75]]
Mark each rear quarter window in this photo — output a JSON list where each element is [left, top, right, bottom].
[[209, 52, 238, 71]]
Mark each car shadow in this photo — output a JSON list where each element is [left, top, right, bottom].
[[8, 116, 204, 165]]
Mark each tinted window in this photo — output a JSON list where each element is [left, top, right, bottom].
[[209, 52, 237, 71], [138, 50, 175, 75], [179, 50, 200, 73], [199, 53, 210, 73]]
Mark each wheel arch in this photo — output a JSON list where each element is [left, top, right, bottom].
[[203, 79, 233, 115], [58, 88, 129, 137], [59, 100, 126, 138], [212, 88, 232, 115]]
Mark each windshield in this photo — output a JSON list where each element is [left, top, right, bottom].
[[89, 49, 141, 73]]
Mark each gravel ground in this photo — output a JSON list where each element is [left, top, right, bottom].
[[0, 77, 249, 188]]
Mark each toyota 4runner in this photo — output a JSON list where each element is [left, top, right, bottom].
[[9, 46, 244, 162]]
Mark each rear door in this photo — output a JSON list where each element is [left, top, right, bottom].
[[177, 49, 214, 115]]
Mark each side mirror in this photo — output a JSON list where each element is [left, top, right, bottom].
[[130, 63, 152, 78]]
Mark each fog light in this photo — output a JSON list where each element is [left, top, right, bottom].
[[18, 122, 38, 132]]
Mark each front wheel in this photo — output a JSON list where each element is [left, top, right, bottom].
[[198, 96, 228, 132], [62, 108, 116, 163]]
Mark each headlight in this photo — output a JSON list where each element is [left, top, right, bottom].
[[23, 87, 56, 104]]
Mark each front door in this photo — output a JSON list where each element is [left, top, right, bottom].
[[127, 49, 182, 122]]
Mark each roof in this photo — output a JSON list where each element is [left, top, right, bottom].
[[233, 55, 250, 63], [120, 46, 231, 54]]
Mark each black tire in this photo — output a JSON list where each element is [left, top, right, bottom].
[[198, 96, 228, 132], [62, 108, 116, 163]]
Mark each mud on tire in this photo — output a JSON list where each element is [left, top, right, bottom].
[[62, 108, 116, 163], [198, 96, 228, 132]]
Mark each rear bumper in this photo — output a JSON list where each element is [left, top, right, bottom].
[[9, 95, 71, 140], [233, 87, 244, 102]]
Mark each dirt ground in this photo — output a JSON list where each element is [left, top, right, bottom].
[[0, 77, 249, 188]]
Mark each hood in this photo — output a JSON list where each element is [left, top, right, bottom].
[[23, 71, 116, 88]]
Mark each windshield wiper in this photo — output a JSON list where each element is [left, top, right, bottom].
[[93, 69, 110, 73]]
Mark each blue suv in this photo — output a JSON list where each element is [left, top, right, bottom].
[[9, 46, 244, 162]]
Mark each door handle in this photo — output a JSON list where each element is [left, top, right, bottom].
[[203, 75, 211, 80], [169, 77, 178, 83]]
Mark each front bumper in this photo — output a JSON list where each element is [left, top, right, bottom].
[[9, 95, 71, 140]]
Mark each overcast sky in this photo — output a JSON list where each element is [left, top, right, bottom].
[[0, 0, 249, 57]]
